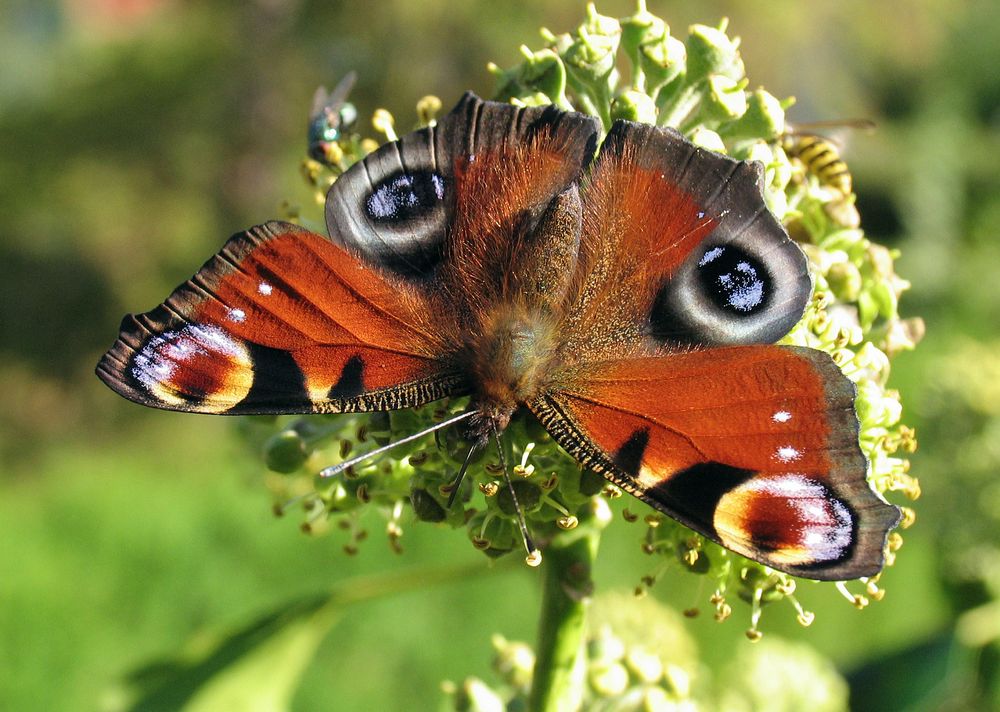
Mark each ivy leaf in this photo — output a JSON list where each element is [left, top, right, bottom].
[[112, 594, 339, 712]]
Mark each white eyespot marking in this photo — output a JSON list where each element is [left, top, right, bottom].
[[699, 246, 724, 266], [714, 474, 854, 566], [228, 308, 246, 323], [131, 323, 253, 412], [775, 446, 802, 463], [258, 282, 273, 296], [365, 172, 446, 222], [773, 410, 792, 423], [717, 261, 765, 312], [697, 210, 706, 219]]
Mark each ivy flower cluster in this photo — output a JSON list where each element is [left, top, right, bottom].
[[251, 1, 921, 638]]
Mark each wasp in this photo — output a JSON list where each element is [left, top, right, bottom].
[[781, 119, 875, 196]]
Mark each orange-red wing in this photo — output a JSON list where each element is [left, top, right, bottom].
[[563, 121, 811, 361], [97, 221, 466, 414], [532, 345, 899, 580]]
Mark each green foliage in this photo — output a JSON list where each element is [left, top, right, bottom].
[[113, 595, 339, 712]]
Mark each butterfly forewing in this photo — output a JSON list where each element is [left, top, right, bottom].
[[97, 221, 466, 414], [564, 121, 812, 363]]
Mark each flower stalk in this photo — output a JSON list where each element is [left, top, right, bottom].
[[529, 503, 607, 712]]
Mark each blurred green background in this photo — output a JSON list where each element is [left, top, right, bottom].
[[2, 0, 999, 710]]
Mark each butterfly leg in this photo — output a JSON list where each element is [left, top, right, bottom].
[[492, 423, 542, 567], [445, 440, 481, 508]]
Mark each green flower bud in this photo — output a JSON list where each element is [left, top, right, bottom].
[[687, 126, 726, 152], [518, 46, 570, 108], [588, 627, 627, 664], [855, 341, 891, 382], [453, 677, 505, 712], [620, 1, 666, 66], [854, 381, 880, 426], [263, 429, 310, 473], [467, 512, 517, 557], [718, 88, 786, 141], [625, 647, 664, 684], [564, 32, 619, 83], [700, 75, 748, 123], [857, 288, 879, 328], [685, 21, 745, 83], [869, 279, 899, 320], [410, 487, 447, 522], [492, 634, 535, 690], [496, 479, 542, 516], [827, 261, 863, 301], [638, 34, 686, 94], [662, 663, 691, 698], [579, 468, 606, 497], [611, 89, 658, 124], [562, 4, 621, 94], [580, 2, 622, 43], [589, 662, 630, 697]]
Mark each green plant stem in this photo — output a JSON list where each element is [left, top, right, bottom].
[[528, 516, 602, 712]]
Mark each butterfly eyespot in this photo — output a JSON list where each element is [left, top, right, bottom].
[[131, 324, 253, 412], [365, 170, 446, 224], [649, 237, 809, 346], [697, 245, 771, 315], [714, 474, 855, 567]]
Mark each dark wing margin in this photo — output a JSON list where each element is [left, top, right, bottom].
[[533, 345, 899, 580], [97, 221, 467, 415]]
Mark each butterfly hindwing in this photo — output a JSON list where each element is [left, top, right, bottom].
[[532, 345, 900, 580], [97, 221, 466, 414]]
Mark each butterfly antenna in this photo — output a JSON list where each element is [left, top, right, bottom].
[[319, 410, 476, 478], [492, 423, 542, 567], [446, 440, 480, 508]]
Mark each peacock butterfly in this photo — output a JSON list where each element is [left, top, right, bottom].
[[96, 92, 900, 580]]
